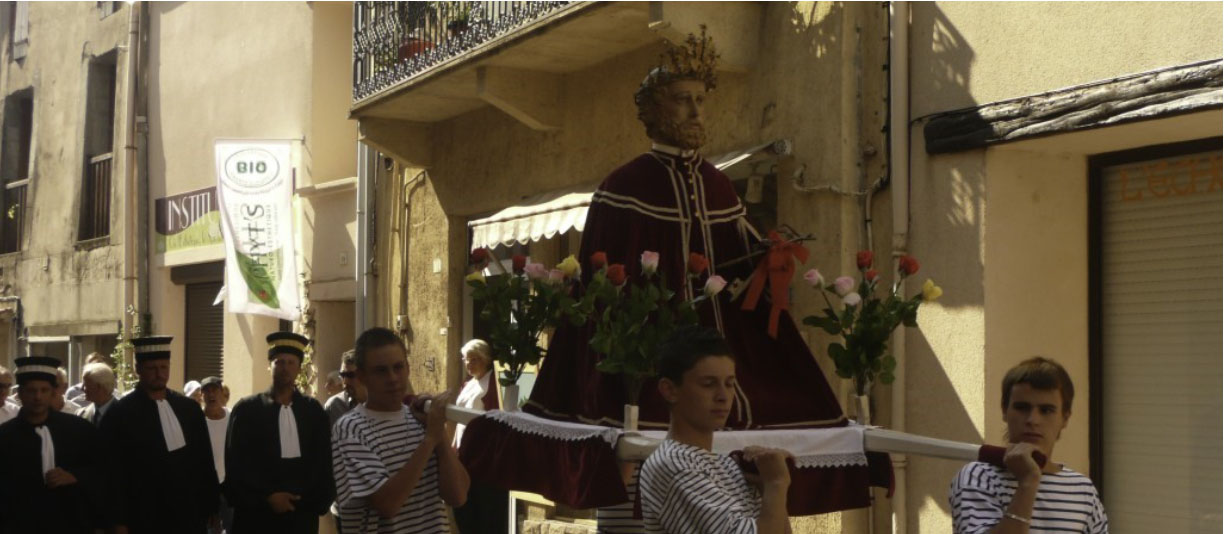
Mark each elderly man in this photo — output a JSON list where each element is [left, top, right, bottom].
[[0, 365, 17, 424], [65, 352, 110, 406], [225, 332, 334, 533], [100, 335, 220, 534], [201, 376, 234, 534], [53, 368, 85, 415], [0, 356, 107, 533], [76, 363, 117, 427], [324, 349, 366, 428]]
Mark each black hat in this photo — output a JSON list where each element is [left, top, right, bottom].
[[131, 335, 173, 363], [266, 332, 308, 360], [200, 376, 223, 389], [14, 356, 60, 386]]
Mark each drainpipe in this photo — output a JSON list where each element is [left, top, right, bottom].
[[888, 3, 910, 534], [355, 142, 377, 333], [121, 1, 142, 344]]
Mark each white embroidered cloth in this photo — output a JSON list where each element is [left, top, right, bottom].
[[279, 404, 301, 459], [35, 425, 54, 474], [484, 410, 622, 447], [156, 399, 187, 452], [638, 424, 869, 469]]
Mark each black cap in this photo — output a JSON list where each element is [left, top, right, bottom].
[[266, 332, 308, 360], [14, 356, 60, 386], [200, 376, 223, 388], [131, 335, 173, 363]]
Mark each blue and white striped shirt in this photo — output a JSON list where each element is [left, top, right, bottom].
[[640, 439, 760, 534], [950, 461, 1109, 533], [332, 405, 447, 534]]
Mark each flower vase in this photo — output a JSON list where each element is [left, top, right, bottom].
[[623, 404, 639, 432], [854, 393, 871, 425], [503, 383, 520, 412]]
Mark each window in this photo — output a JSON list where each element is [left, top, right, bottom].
[[184, 281, 224, 382], [1090, 138, 1222, 533], [96, 1, 123, 19], [79, 52, 116, 241], [10, 2, 28, 61], [0, 89, 32, 253]]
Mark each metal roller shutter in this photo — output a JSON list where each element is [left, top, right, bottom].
[[1100, 148, 1222, 533], [185, 281, 224, 382]]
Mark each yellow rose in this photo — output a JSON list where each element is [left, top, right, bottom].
[[922, 279, 942, 302], [557, 255, 581, 278], [465, 270, 486, 284]]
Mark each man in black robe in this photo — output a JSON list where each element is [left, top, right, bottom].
[[0, 357, 106, 534], [525, 31, 846, 431], [225, 331, 334, 533], [100, 335, 220, 534]]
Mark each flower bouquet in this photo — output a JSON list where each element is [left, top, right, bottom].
[[465, 248, 586, 391], [577, 251, 726, 417], [801, 251, 942, 398]]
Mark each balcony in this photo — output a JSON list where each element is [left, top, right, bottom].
[[0, 180, 26, 254], [350, 1, 765, 164]]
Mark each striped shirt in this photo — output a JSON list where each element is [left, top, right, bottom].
[[596, 462, 644, 533], [950, 461, 1109, 534], [639, 439, 760, 534], [332, 405, 447, 534]]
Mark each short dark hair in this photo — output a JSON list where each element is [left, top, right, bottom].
[[354, 327, 406, 371], [656, 325, 733, 384], [1002, 357, 1074, 415], [340, 349, 356, 369]]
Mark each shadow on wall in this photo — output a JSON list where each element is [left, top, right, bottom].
[[907, 3, 989, 528]]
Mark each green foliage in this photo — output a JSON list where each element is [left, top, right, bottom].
[[467, 268, 584, 387], [578, 267, 701, 405], [803, 271, 930, 396]]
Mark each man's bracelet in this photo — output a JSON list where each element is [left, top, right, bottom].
[[1003, 512, 1031, 524]]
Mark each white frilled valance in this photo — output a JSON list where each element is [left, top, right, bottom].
[[468, 185, 597, 252]]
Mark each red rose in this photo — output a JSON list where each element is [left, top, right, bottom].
[[470, 248, 490, 266], [898, 255, 920, 276], [688, 252, 709, 275], [865, 269, 879, 282], [590, 251, 608, 270], [856, 250, 873, 270], [606, 264, 627, 286], [512, 254, 527, 274]]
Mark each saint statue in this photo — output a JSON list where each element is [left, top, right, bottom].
[[524, 30, 847, 430]]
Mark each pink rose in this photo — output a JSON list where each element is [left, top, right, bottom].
[[640, 250, 660, 275], [842, 292, 862, 307], [704, 275, 727, 297], [547, 269, 565, 285], [803, 268, 824, 287], [523, 263, 548, 280], [833, 276, 856, 296]]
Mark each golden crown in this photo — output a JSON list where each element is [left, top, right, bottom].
[[642, 25, 720, 92]]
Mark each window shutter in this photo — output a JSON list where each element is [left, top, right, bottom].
[[1100, 150, 1222, 532]]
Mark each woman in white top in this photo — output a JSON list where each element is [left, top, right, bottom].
[[451, 339, 507, 534]]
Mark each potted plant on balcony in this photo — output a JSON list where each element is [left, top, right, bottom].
[[445, 2, 470, 38]]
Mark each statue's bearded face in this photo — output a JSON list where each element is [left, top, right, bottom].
[[646, 79, 708, 150]]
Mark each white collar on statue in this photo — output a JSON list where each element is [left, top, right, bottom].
[[651, 143, 698, 158]]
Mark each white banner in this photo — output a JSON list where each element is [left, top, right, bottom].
[[216, 139, 300, 320]]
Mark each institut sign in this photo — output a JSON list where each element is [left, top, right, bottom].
[[154, 187, 222, 254]]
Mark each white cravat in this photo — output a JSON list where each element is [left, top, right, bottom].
[[278, 404, 301, 459], [35, 425, 54, 475], [155, 399, 187, 452]]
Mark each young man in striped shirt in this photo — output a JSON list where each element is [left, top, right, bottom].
[[331, 327, 469, 533], [639, 326, 794, 534], [950, 357, 1109, 533]]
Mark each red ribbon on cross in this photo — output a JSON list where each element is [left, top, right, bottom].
[[740, 231, 809, 338]]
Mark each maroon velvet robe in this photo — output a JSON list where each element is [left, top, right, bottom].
[[524, 148, 847, 430]]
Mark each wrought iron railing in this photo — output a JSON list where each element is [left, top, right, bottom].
[[79, 153, 112, 241], [352, 1, 576, 103]]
